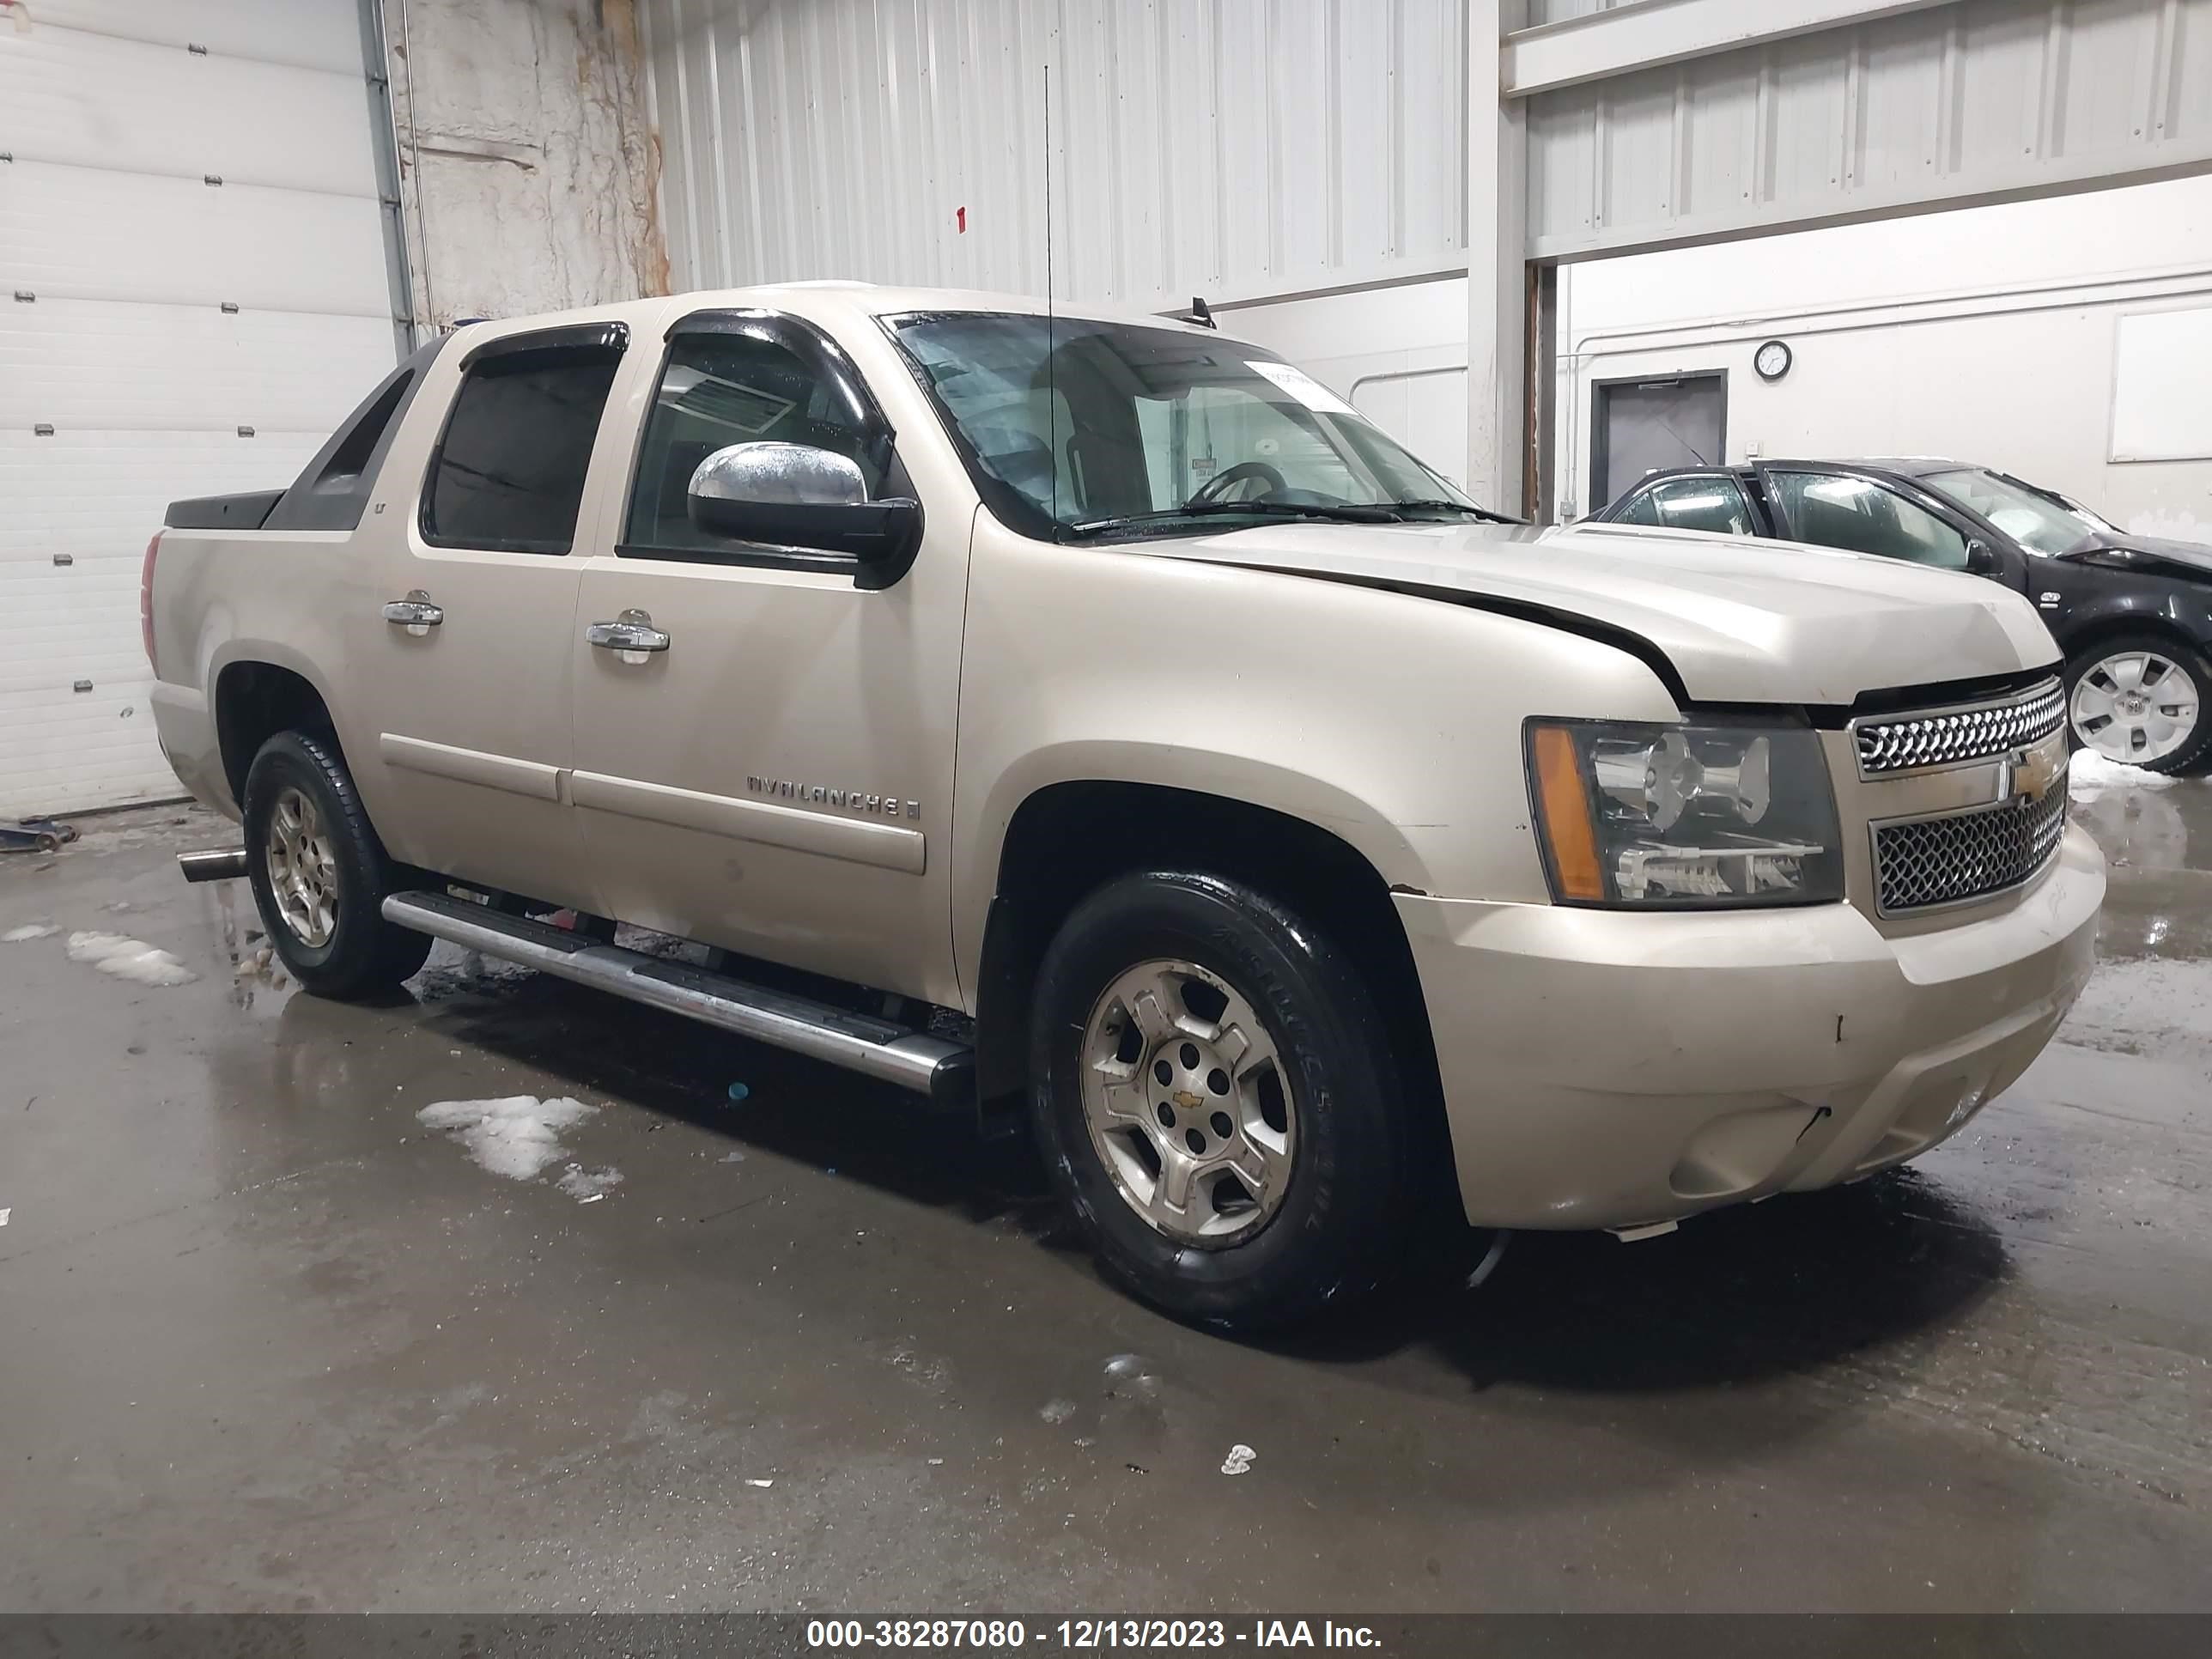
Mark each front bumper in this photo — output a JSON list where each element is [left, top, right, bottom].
[[1395, 823, 2104, 1231]]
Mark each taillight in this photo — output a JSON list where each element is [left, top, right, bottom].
[[141, 532, 162, 675]]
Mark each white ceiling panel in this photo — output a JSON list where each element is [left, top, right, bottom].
[[0, 430, 322, 564], [0, 301, 392, 434], [0, 161, 390, 314], [0, 21, 376, 198], [6, 0, 364, 74]]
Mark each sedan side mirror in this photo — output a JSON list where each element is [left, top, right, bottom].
[[1965, 538, 1997, 574], [687, 441, 922, 573]]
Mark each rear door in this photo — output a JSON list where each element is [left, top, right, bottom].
[[350, 323, 628, 911]]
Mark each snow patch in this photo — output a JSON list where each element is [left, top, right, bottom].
[[65, 932, 197, 987], [3, 923, 59, 942], [556, 1164, 624, 1203], [2069, 750, 2190, 795], [416, 1096, 597, 1181]]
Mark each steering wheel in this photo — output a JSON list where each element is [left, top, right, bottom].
[[1188, 459, 1287, 506]]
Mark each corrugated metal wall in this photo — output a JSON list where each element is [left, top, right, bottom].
[[1527, 0, 2212, 259], [640, 0, 1470, 310]]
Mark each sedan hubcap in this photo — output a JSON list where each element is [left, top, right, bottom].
[[2070, 651, 2200, 764], [1079, 958, 1297, 1246], [265, 786, 338, 948]]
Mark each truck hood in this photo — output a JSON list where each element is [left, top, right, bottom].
[[1152, 518, 2058, 706]]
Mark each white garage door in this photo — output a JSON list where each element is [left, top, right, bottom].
[[0, 0, 398, 818]]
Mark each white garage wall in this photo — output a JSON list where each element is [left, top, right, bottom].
[[638, 0, 1471, 312], [1221, 276, 1474, 488], [1556, 171, 2212, 537], [0, 0, 399, 818]]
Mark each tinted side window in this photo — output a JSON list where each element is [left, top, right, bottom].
[[1646, 475, 1754, 535], [422, 344, 623, 554], [624, 331, 887, 559], [1613, 489, 1662, 526], [1771, 471, 1969, 569]]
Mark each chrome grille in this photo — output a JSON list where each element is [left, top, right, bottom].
[[1873, 787, 2068, 915], [1853, 679, 2065, 775]]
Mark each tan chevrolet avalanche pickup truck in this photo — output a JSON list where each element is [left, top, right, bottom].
[[147, 283, 2103, 1329]]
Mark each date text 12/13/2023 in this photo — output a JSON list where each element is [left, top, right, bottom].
[[805, 1620, 1382, 1649]]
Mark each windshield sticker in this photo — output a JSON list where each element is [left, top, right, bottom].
[[1247, 360, 1358, 418]]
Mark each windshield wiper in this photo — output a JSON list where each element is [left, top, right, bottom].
[[1385, 498, 1523, 526], [1066, 499, 1401, 539]]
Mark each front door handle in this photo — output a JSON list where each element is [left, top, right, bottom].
[[586, 609, 671, 662], [383, 590, 443, 635]]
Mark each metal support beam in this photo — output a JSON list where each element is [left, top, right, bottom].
[[356, 0, 417, 360], [1503, 0, 1959, 98], [1469, 3, 1530, 515]]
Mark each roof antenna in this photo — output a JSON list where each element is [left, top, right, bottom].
[[1188, 295, 1217, 330], [1044, 60, 1059, 541]]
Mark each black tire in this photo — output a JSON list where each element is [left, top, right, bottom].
[[242, 730, 432, 999], [1029, 871, 1413, 1333], [2063, 634, 2212, 776]]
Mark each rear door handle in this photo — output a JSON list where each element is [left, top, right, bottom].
[[382, 590, 443, 634], [586, 609, 670, 659]]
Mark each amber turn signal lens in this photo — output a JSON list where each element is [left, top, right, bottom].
[[1529, 724, 1606, 902]]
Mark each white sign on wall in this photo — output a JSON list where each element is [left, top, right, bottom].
[[2112, 306, 2212, 465]]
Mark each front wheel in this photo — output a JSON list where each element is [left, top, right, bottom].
[[243, 730, 433, 998], [1028, 871, 1414, 1332], [2063, 635, 2212, 775]]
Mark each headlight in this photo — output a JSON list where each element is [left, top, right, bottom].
[[1525, 718, 1843, 908]]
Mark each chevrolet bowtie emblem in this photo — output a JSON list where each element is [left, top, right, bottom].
[[2007, 741, 2063, 803]]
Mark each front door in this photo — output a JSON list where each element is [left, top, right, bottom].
[[567, 310, 967, 1006], [1758, 467, 1975, 574], [356, 324, 629, 912]]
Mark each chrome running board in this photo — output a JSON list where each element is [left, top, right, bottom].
[[381, 890, 973, 1104]]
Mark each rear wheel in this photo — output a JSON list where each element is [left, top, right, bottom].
[[2064, 636, 2212, 775], [1029, 871, 1413, 1332], [243, 731, 432, 998]]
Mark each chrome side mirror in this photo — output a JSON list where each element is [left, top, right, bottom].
[[684, 441, 922, 579], [690, 441, 868, 510]]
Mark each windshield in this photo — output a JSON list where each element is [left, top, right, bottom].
[[1921, 466, 2103, 556], [884, 312, 1487, 541]]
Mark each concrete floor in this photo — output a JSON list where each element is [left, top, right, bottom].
[[1, 758, 2207, 1613]]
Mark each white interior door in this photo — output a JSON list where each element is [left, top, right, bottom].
[[0, 0, 398, 817]]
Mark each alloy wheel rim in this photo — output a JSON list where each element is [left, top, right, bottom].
[[2070, 651, 2200, 764], [1078, 958, 1297, 1246], [265, 786, 338, 947]]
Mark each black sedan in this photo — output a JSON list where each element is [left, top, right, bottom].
[[1594, 459, 2212, 775]]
